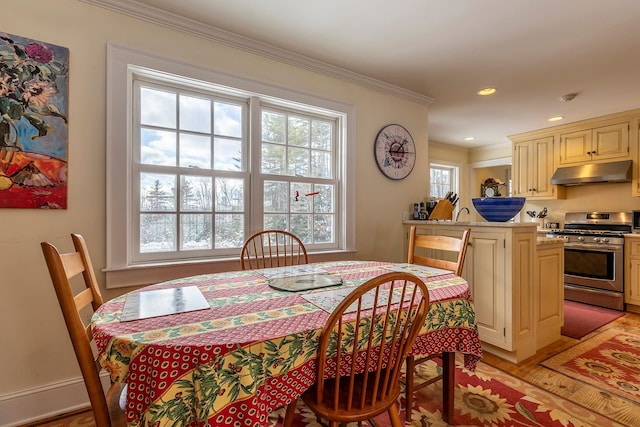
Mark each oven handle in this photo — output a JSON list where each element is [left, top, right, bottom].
[[564, 244, 622, 252]]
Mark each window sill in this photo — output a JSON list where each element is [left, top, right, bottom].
[[104, 250, 357, 289]]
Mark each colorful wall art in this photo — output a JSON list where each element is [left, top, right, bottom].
[[0, 32, 69, 208]]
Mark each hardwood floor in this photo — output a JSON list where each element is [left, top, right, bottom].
[[482, 310, 640, 424]]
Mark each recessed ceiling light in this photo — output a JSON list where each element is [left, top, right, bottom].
[[477, 87, 496, 96], [548, 116, 564, 122], [464, 137, 475, 141]]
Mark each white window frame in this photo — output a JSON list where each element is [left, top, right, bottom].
[[105, 44, 355, 287], [430, 163, 459, 199]]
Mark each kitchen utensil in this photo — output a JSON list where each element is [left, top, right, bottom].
[[537, 207, 548, 218], [526, 210, 537, 218]]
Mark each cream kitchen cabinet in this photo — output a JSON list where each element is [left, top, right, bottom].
[[625, 235, 640, 311], [534, 239, 564, 348], [403, 221, 538, 363], [513, 136, 564, 200], [559, 122, 630, 166]]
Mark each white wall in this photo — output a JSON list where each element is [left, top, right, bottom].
[[0, 1, 431, 424]]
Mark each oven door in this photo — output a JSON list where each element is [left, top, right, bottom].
[[564, 243, 623, 292]]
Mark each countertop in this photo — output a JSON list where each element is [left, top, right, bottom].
[[403, 220, 537, 228], [403, 220, 563, 246], [536, 236, 566, 246]]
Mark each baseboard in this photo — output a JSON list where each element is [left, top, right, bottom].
[[0, 374, 109, 427]]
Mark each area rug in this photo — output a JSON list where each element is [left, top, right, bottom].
[[268, 360, 621, 427], [541, 328, 640, 426], [25, 361, 622, 427], [561, 300, 625, 339]]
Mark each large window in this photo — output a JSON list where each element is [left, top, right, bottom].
[[134, 81, 249, 263], [106, 46, 352, 275]]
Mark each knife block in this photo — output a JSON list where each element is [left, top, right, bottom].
[[428, 200, 454, 220]]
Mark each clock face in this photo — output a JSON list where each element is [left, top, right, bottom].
[[374, 124, 416, 180]]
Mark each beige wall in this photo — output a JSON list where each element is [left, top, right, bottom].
[[0, 0, 431, 419], [469, 142, 511, 164], [428, 141, 472, 215], [521, 184, 636, 227]]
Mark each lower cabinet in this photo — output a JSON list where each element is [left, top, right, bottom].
[[534, 242, 564, 348], [625, 236, 640, 310], [404, 223, 539, 363]]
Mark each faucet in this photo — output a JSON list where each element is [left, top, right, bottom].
[[456, 207, 470, 222]]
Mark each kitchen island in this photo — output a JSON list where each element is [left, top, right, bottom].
[[403, 221, 564, 363]]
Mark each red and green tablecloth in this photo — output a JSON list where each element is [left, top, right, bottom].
[[91, 260, 482, 427]]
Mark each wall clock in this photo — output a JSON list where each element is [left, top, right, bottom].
[[374, 124, 416, 180]]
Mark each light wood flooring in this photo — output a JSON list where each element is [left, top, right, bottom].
[[482, 310, 640, 425]]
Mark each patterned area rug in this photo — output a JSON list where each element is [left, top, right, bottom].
[[25, 360, 623, 427], [541, 328, 640, 426], [268, 360, 621, 427]]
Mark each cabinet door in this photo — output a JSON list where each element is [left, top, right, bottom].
[[559, 129, 591, 165], [513, 137, 556, 199], [535, 245, 564, 348], [512, 141, 532, 197], [532, 137, 555, 198], [626, 258, 640, 306], [465, 231, 506, 348], [625, 239, 640, 306], [592, 122, 629, 161]]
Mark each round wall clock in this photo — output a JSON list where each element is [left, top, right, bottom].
[[374, 124, 416, 180]]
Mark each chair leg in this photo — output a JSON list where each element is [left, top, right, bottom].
[[282, 400, 297, 427], [405, 355, 415, 421], [388, 402, 403, 427]]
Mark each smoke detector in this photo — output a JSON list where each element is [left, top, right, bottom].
[[559, 93, 578, 102]]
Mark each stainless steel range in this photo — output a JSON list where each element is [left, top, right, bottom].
[[546, 211, 632, 311]]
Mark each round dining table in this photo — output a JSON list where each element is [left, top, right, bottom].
[[91, 260, 482, 427]]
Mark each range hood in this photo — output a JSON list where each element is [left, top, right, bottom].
[[550, 160, 632, 186]]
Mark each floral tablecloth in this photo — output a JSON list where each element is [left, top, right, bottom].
[[91, 261, 482, 427]]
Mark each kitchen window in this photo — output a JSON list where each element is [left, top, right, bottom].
[[430, 163, 458, 198], [106, 45, 353, 283]]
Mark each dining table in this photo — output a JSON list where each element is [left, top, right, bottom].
[[91, 260, 483, 427]]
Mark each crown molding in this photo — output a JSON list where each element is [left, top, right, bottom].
[[81, 0, 434, 106]]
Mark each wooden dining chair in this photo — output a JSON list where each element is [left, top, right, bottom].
[[282, 271, 430, 427], [404, 225, 471, 420], [240, 229, 308, 270], [41, 234, 126, 427]]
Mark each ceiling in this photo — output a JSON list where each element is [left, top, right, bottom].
[[92, 0, 640, 147]]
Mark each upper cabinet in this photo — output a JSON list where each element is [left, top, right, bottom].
[[559, 122, 630, 165], [513, 136, 564, 200], [510, 109, 640, 198]]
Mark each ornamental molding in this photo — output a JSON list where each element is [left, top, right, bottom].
[[81, 0, 435, 106]]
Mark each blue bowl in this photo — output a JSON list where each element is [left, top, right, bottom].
[[472, 197, 526, 222]]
